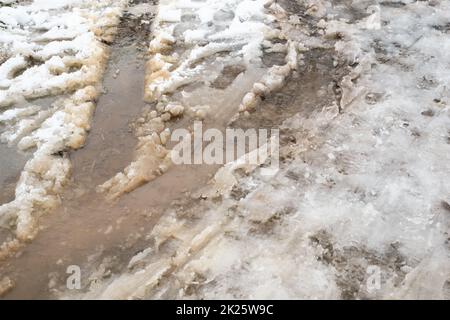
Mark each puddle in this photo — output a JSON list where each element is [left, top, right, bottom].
[[0, 96, 60, 207], [0, 145, 28, 206], [69, 52, 143, 188]]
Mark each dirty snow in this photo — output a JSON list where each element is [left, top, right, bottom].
[[58, 0, 450, 300], [97, 0, 297, 199], [0, 0, 449, 300], [0, 0, 126, 255]]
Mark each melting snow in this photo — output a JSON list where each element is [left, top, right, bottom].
[[61, 0, 450, 300], [0, 0, 126, 255]]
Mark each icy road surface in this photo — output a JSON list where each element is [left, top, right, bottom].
[[0, 0, 449, 299]]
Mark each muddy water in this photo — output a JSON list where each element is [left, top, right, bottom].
[[0, 7, 245, 299], [0, 145, 28, 205], [0, 95, 60, 206]]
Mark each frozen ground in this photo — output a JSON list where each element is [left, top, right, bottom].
[[0, 0, 449, 299]]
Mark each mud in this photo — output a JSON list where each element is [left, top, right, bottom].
[[310, 230, 409, 299], [231, 48, 343, 130]]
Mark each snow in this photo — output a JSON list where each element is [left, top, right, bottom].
[[0, 55, 26, 89], [0, 0, 448, 301], [97, 0, 296, 199], [62, 0, 450, 300], [0, 0, 126, 254], [144, 0, 285, 102]]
